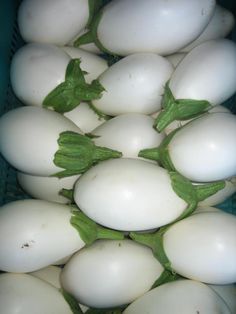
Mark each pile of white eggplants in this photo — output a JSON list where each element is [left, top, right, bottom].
[[1, 0, 236, 313]]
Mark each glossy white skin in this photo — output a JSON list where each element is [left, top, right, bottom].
[[169, 39, 236, 105], [18, 0, 89, 45], [61, 239, 163, 308], [97, 0, 215, 56], [61, 46, 108, 83], [0, 199, 85, 272], [198, 178, 236, 207], [92, 113, 165, 158], [74, 158, 186, 231], [0, 273, 73, 314], [10, 43, 71, 107], [30, 266, 62, 289], [164, 105, 230, 135], [180, 5, 235, 52], [0, 106, 81, 176], [168, 113, 236, 182], [164, 211, 236, 284], [64, 102, 106, 133], [92, 53, 173, 115], [166, 52, 186, 68], [123, 280, 231, 314], [17, 172, 80, 204], [208, 284, 236, 314]]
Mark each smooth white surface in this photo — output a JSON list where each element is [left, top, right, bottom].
[[74, 158, 186, 231], [0, 200, 85, 272], [64, 102, 106, 133], [18, 0, 89, 45], [168, 113, 236, 182], [164, 211, 236, 284], [61, 239, 163, 308], [181, 5, 235, 52], [169, 39, 236, 104], [0, 273, 73, 314], [92, 113, 165, 158], [62, 46, 108, 83], [123, 280, 231, 314], [17, 172, 80, 204], [0, 106, 81, 176], [10, 43, 70, 106], [92, 53, 173, 115], [30, 266, 61, 289], [166, 52, 186, 68], [97, 0, 215, 55], [208, 284, 236, 314]]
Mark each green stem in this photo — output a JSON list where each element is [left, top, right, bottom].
[[93, 146, 122, 162], [59, 188, 74, 203], [152, 269, 182, 289], [138, 147, 161, 161], [194, 181, 226, 201]]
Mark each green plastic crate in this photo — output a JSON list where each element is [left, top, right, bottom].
[[0, 0, 236, 214]]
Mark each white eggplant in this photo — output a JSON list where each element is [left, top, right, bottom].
[[123, 279, 231, 314], [17, 172, 80, 204], [0, 106, 121, 177], [92, 53, 173, 115], [181, 5, 235, 52], [84, 0, 215, 56], [64, 102, 106, 133], [74, 158, 224, 231], [0, 273, 73, 314], [30, 266, 62, 289], [61, 239, 163, 308], [162, 211, 236, 284], [140, 112, 236, 182], [61, 46, 108, 83], [0, 200, 85, 272], [18, 0, 89, 45], [11, 43, 70, 107], [155, 39, 236, 131], [91, 113, 165, 158]]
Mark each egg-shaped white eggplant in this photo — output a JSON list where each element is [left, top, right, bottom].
[[123, 279, 231, 314], [154, 39, 236, 131], [74, 158, 224, 231], [82, 0, 215, 56], [0, 200, 85, 272], [92, 53, 173, 115], [140, 112, 236, 182], [0, 273, 73, 314], [162, 211, 236, 284], [61, 239, 163, 308], [91, 113, 165, 158], [18, 0, 89, 45], [0, 106, 121, 177]]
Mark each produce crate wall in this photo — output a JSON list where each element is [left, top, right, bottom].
[[0, 0, 235, 213]]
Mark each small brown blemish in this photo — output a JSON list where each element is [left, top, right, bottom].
[[21, 240, 35, 249], [118, 242, 122, 247]]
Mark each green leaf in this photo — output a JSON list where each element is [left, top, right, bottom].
[[61, 289, 84, 314], [70, 209, 125, 246], [53, 131, 122, 178], [43, 59, 105, 113]]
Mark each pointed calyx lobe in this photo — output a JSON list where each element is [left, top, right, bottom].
[[43, 59, 105, 113], [154, 82, 212, 132], [53, 131, 122, 178]]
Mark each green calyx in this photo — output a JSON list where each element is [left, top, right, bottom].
[[43, 59, 105, 113], [152, 269, 182, 289], [70, 207, 125, 246], [74, 8, 120, 58], [53, 131, 122, 178], [130, 227, 172, 272], [138, 128, 179, 171], [61, 289, 84, 314], [154, 82, 212, 132], [85, 307, 124, 314]]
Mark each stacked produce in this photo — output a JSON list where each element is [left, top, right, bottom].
[[0, 0, 236, 313]]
